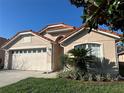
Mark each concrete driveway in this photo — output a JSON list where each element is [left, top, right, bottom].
[[0, 70, 57, 88]]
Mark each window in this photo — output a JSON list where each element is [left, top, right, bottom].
[[33, 49, 36, 53], [75, 44, 86, 49], [42, 48, 46, 52], [28, 50, 31, 53], [37, 49, 41, 53], [36, 48, 47, 53], [75, 43, 101, 60], [19, 50, 22, 54], [16, 51, 19, 54], [24, 50, 27, 53], [12, 50, 18, 54], [12, 51, 14, 54]]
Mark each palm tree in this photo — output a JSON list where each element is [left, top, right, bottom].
[[63, 48, 93, 76]]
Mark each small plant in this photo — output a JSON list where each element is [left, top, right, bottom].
[[95, 74, 101, 81], [81, 74, 88, 81], [58, 70, 72, 79], [88, 73, 93, 81], [58, 69, 83, 80], [105, 73, 112, 81]]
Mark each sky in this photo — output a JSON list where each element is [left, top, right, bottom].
[[0, 0, 83, 39]]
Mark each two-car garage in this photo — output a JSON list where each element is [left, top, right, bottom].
[[2, 31, 53, 72], [11, 48, 48, 71]]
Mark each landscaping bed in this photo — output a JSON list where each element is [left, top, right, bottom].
[[0, 78, 124, 93]]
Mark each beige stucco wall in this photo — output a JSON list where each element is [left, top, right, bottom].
[[4, 34, 53, 71], [43, 30, 73, 42], [62, 30, 118, 73], [52, 43, 63, 71], [7, 34, 51, 49], [48, 31, 72, 37]]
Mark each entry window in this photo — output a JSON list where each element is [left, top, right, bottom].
[[75, 43, 101, 60]]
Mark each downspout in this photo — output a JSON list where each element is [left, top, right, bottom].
[[51, 43, 54, 72]]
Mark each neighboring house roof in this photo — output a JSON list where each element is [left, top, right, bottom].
[[1, 30, 55, 49], [39, 23, 76, 34], [118, 51, 124, 55], [59, 25, 121, 43], [117, 46, 124, 54], [0, 37, 8, 48], [98, 28, 122, 37]]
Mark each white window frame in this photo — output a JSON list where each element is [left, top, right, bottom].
[[74, 42, 104, 62]]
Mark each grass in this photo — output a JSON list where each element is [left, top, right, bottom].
[[0, 78, 124, 93]]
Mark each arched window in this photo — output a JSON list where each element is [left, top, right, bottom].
[[74, 43, 101, 60]]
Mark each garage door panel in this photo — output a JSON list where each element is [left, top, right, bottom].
[[12, 54, 31, 70], [11, 48, 47, 71]]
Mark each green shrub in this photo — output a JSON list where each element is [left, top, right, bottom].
[[58, 68, 85, 80], [91, 73, 119, 82], [57, 70, 73, 79], [60, 48, 119, 82]]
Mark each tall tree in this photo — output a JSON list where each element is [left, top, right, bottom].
[[69, 0, 124, 35]]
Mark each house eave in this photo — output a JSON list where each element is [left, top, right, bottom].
[[60, 27, 121, 44], [2, 31, 54, 49], [47, 28, 73, 33]]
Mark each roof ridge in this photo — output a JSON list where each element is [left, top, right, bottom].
[[39, 23, 77, 33]]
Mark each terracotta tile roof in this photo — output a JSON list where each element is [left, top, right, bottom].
[[33, 32, 55, 43], [1, 30, 33, 48], [59, 25, 122, 43], [98, 28, 123, 37], [58, 26, 86, 42], [39, 23, 76, 34], [47, 23, 74, 28], [0, 37, 8, 48]]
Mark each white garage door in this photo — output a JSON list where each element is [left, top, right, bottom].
[[11, 48, 47, 71]]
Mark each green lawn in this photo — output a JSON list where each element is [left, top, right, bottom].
[[0, 78, 124, 93]]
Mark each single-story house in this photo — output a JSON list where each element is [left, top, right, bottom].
[[0, 37, 8, 68], [2, 23, 122, 73]]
